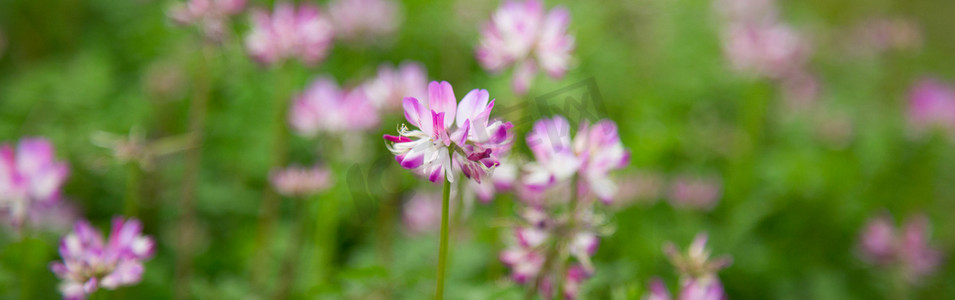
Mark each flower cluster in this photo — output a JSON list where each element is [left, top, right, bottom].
[[363, 61, 428, 111], [645, 233, 731, 300], [289, 76, 381, 136], [169, 0, 246, 41], [906, 78, 955, 137], [523, 116, 630, 204], [500, 208, 598, 299], [383, 81, 514, 184], [50, 218, 155, 300], [0, 138, 70, 228], [716, 0, 818, 108], [476, 0, 574, 95], [328, 0, 400, 43], [270, 165, 333, 198], [859, 213, 942, 283], [245, 3, 335, 66]]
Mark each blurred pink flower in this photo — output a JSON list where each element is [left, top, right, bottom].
[[270, 165, 333, 198], [384, 81, 514, 184], [290, 76, 380, 136], [573, 120, 631, 203], [328, 0, 400, 43], [844, 18, 922, 57], [401, 192, 459, 236], [644, 277, 727, 300], [245, 3, 334, 67], [477, 0, 574, 95], [523, 116, 581, 193], [363, 61, 428, 111], [469, 156, 518, 202], [906, 78, 955, 136], [614, 171, 665, 207], [0, 138, 70, 228], [859, 213, 942, 283], [723, 22, 810, 79], [50, 217, 155, 300], [169, 0, 246, 40], [667, 176, 722, 211]]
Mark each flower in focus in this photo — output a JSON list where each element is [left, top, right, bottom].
[[290, 76, 381, 136], [383, 81, 514, 184], [666, 176, 722, 211], [859, 213, 942, 283], [364, 61, 428, 111], [169, 0, 246, 41], [477, 0, 574, 95], [523, 116, 630, 203], [270, 165, 333, 198], [0, 138, 70, 228], [328, 0, 401, 43], [50, 217, 155, 300], [906, 78, 955, 137], [245, 3, 334, 66]]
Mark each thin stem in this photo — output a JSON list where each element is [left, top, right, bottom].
[[316, 188, 338, 284], [174, 42, 213, 300], [124, 162, 142, 217], [274, 198, 310, 300], [435, 173, 452, 300], [252, 63, 294, 288]]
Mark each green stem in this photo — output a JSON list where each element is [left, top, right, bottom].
[[124, 162, 142, 217], [274, 198, 310, 300], [435, 174, 452, 300], [316, 190, 339, 284]]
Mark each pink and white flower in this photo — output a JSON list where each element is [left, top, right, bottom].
[[906, 78, 955, 137], [477, 0, 574, 95], [50, 217, 155, 300], [0, 138, 70, 228], [722, 21, 810, 79], [245, 3, 334, 66], [270, 165, 333, 198], [169, 0, 246, 41], [290, 76, 380, 136], [644, 277, 727, 300], [383, 81, 514, 183], [328, 0, 400, 43], [363, 61, 428, 111]]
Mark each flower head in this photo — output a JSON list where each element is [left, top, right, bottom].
[[477, 0, 574, 95], [169, 0, 246, 41], [0, 138, 70, 228], [664, 233, 732, 281], [290, 76, 380, 135], [384, 81, 514, 184], [667, 176, 722, 211], [364, 61, 428, 111], [328, 0, 401, 43], [643, 277, 727, 300], [245, 3, 334, 66], [907, 78, 955, 136], [270, 165, 333, 198], [50, 217, 155, 300], [859, 213, 942, 283]]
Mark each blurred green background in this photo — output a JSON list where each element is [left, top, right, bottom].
[[1, 0, 954, 299]]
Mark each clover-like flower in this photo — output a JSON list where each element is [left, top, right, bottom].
[[50, 217, 155, 300], [328, 0, 401, 43], [859, 213, 942, 284], [906, 78, 955, 137], [169, 0, 246, 41], [245, 3, 334, 66], [0, 138, 70, 228], [289, 76, 380, 136], [270, 165, 333, 198], [383, 81, 513, 183], [363, 61, 428, 111], [477, 0, 574, 95]]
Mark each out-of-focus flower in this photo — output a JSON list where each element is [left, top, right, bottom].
[[270, 165, 333, 198], [364, 61, 428, 111], [142, 60, 188, 102], [290, 76, 380, 136], [469, 157, 518, 202], [843, 18, 922, 57], [0, 138, 70, 228], [401, 191, 459, 235], [859, 213, 942, 283], [780, 70, 820, 111], [722, 22, 809, 79], [523, 116, 630, 203], [664, 233, 732, 281], [50, 217, 155, 300], [613, 171, 665, 208], [328, 0, 400, 43], [384, 81, 514, 184], [91, 129, 196, 171], [169, 0, 246, 41], [245, 3, 334, 67], [667, 176, 722, 211], [906, 78, 955, 137], [477, 0, 574, 95], [713, 0, 776, 24], [500, 207, 599, 299], [643, 277, 727, 300]]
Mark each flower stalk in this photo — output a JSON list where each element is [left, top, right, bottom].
[[436, 163, 452, 300]]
